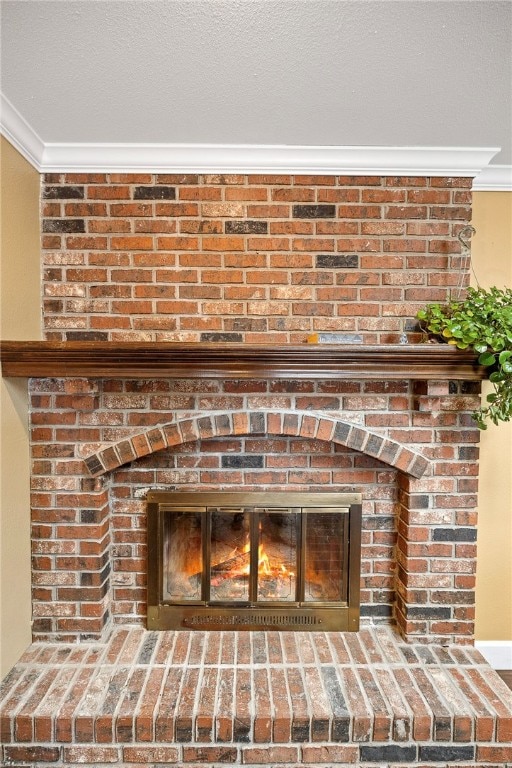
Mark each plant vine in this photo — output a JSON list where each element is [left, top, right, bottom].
[[417, 286, 512, 429]]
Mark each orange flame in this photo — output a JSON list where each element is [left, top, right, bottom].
[[258, 543, 271, 575]]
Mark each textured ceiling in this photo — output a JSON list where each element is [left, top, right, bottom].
[[1, 0, 511, 164]]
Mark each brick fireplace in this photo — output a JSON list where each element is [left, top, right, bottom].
[[24, 367, 480, 647], [2, 172, 512, 767], [25, 171, 480, 646]]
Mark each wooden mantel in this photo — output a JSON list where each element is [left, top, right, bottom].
[[0, 341, 486, 380]]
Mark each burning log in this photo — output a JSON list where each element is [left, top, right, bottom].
[[211, 549, 250, 574]]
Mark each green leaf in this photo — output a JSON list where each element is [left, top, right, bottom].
[[478, 351, 497, 367]]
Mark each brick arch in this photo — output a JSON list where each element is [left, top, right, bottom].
[[83, 409, 429, 479]]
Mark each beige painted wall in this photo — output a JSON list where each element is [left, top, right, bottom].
[[0, 137, 41, 678], [472, 192, 512, 641]]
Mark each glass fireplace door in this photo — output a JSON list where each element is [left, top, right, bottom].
[[210, 508, 251, 602], [148, 492, 361, 632]]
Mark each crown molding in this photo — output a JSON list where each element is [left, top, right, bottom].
[[0, 93, 504, 183], [0, 93, 45, 169], [472, 164, 512, 191], [40, 143, 500, 178]]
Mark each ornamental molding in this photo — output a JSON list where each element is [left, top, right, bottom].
[[1, 91, 507, 187]]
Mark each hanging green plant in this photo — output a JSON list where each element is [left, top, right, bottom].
[[417, 286, 512, 429]]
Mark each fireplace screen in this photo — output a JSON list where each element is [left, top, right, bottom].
[[147, 492, 361, 631]]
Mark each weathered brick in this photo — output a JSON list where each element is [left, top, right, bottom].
[[292, 204, 336, 218], [134, 185, 176, 199]]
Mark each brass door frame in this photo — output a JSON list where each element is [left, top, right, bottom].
[[147, 491, 362, 632]]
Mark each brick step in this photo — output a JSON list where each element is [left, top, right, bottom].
[[1, 626, 511, 767]]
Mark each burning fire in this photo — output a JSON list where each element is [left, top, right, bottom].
[[231, 539, 294, 581], [258, 543, 271, 575], [211, 520, 296, 600]]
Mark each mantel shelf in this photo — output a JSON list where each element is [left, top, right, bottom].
[[0, 341, 486, 380]]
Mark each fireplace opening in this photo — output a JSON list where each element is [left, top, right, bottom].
[[147, 492, 362, 631]]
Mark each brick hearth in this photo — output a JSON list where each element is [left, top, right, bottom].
[[2, 626, 511, 767]]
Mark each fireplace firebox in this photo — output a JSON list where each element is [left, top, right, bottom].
[[147, 492, 362, 631]]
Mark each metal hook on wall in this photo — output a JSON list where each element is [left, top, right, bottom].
[[453, 224, 479, 295], [458, 225, 476, 251]]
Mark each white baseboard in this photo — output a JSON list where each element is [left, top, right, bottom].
[[475, 640, 512, 670]]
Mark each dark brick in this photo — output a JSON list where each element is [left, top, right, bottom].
[[283, 413, 300, 434], [225, 220, 268, 234], [407, 606, 451, 619], [333, 421, 351, 443], [197, 416, 214, 438], [364, 515, 395, 530], [44, 267, 62, 281], [67, 331, 108, 341], [80, 562, 110, 586], [224, 318, 267, 332], [461, 381, 481, 394], [432, 527, 477, 542], [43, 185, 84, 199], [222, 455, 264, 469], [44, 299, 64, 313], [321, 667, 350, 742], [364, 433, 384, 456], [80, 509, 104, 523], [233, 718, 251, 742], [134, 186, 176, 199], [459, 446, 479, 460], [84, 456, 103, 475], [407, 494, 430, 509], [252, 632, 267, 663], [175, 722, 192, 741], [291, 721, 310, 741], [43, 218, 86, 233], [316, 253, 359, 268], [293, 204, 336, 218], [200, 333, 243, 342], [250, 411, 266, 434], [360, 604, 393, 617], [431, 589, 475, 605], [415, 646, 437, 663], [379, 441, 400, 463], [360, 744, 417, 762], [419, 745, 475, 761], [137, 633, 158, 664], [183, 746, 238, 762], [346, 427, 366, 451], [31, 618, 52, 632], [214, 414, 231, 434]]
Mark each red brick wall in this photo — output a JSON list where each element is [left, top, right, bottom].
[[30, 376, 481, 644], [41, 174, 472, 343], [31, 173, 480, 645]]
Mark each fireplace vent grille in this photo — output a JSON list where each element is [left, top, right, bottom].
[[184, 613, 322, 627]]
